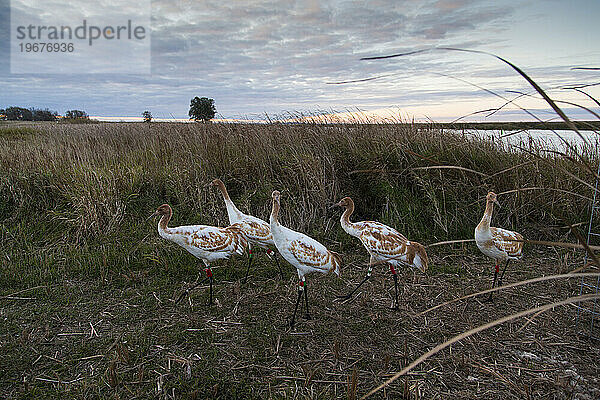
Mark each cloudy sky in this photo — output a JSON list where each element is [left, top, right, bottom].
[[1, 0, 599, 121]]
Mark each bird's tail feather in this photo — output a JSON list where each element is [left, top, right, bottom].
[[329, 251, 342, 277], [226, 224, 248, 255], [410, 242, 429, 273]]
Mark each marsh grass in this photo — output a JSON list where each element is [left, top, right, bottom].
[[0, 119, 599, 399], [0, 120, 596, 288]]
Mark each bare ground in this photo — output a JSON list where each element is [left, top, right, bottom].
[[1, 245, 600, 399]]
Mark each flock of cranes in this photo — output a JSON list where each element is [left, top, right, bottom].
[[151, 179, 523, 327]]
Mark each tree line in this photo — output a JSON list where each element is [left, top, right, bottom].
[[2, 96, 217, 123], [0, 106, 89, 121]]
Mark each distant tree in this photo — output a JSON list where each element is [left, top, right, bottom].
[[65, 110, 89, 119], [142, 110, 153, 123], [188, 97, 216, 122], [4, 106, 33, 121], [32, 108, 59, 121]]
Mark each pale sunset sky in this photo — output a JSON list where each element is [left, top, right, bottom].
[[1, 0, 599, 122]]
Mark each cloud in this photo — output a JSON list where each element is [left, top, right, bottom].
[[1, 0, 598, 121], [408, 1, 513, 39]]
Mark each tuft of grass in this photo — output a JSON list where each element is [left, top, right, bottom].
[[0, 126, 38, 137]]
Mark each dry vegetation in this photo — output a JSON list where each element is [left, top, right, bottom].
[[0, 121, 599, 399]]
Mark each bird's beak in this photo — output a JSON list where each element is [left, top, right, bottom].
[[494, 199, 501, 208], [204, 181, 214, 188], [147, 211, 159, 221], [328, 202, 340, 210]]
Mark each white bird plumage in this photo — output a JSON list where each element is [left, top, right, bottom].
[[334, 197, 428, 309], [208, 178, 284, 280], [269, 190, 341, 327], [475, 191, 524, 301], [152, 203, 247, 304]]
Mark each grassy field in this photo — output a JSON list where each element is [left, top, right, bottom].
[[1, 121, 599, 399]]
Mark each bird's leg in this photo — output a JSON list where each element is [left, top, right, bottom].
[[206, 268, 214, 306], [303, 279, 311, 320], [299, 280, 305, 315], [290, 281, 303, 328], [338, 258, 373, 300], [243, 248, 253, 283], [498, 260, 510, 287], [486, 262, 499, 302], [175, 265, 208, 305], [390, 264, 399, 310], [267, 249, 285, 280], [175, 276, 208, 305]]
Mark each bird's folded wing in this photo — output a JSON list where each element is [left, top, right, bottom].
[[360, 227, 408, 258], [240, 219, 272, 241], [290, 239, 330, 267], [189, 227, 240, 252], [491, 227, 523, 257]]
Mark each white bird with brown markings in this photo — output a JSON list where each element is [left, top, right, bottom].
[[150, 204, 248, 305], [207, 178, 284, 282], [333, 197, 428, 310], [269, 190, 342, 328], [475, 192, 523, 301]]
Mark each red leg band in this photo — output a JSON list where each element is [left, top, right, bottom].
[[205, 268, 213, 278], [389, 265, 396, 275], [495, 264, 499, 273]]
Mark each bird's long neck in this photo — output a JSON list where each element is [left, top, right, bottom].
[[340, 201, 361, 237], [477, 200, 494, 232], [158, 209, 173, 238], [270, 199, 280, 227], [216, 180, 241, 222]]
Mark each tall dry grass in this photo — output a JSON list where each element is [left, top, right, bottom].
[[0, 120, 597, 289]]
